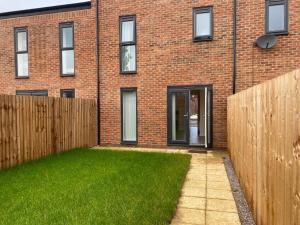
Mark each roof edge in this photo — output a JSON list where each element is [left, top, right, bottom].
[[0, 1, 91, 19]]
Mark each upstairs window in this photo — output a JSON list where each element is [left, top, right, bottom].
[[193, 7, 213, 41], [266, 0, 288, 34], [15, 28, 29, 77], [60, 22, 75, 76], [120, 16, 136, 73]]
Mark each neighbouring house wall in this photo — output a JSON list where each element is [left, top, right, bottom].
[[0, 1, 97, 99], [99, 0, 233, 148], [236, 0, 300, 92], [0, 95, 98, 170]]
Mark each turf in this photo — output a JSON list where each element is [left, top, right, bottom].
[[0, 149, 191, 225]]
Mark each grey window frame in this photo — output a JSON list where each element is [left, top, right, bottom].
[[60, 89, 75, 98], [16, 90, 48, 96], [119, 16, 137, 74], [120, 87, 138, 145], [15, 27, 29, 78], [60, 22, 75, 76], [193, 7, 214, 41], [265, 0, 288, 35]]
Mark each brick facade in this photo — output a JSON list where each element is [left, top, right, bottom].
[[0, 2, 97, 99], [236, 0, 300, 92], [0, 0, 299, 149], [99, 0, 233, 148]]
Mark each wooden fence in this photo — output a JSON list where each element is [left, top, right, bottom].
[[227, 69, 300, 225], [0, 95, 97, 170]]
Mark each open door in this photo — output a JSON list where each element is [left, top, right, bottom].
[[168, 86, 212, 148], [205, 87, 213, 148], [167, 89, 189, 145]]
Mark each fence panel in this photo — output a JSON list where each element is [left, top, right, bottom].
[[228, 69, 300, 225], [0, 95, 97, 170]]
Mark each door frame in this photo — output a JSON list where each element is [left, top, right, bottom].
[[167, 85, 213, 148], [167, 88, 190, 145]]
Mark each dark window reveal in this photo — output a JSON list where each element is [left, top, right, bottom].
[[120, 16, 136, 73], [266, 0, 288, 34], [16, 90, 48, 96], [193, 7, 213, 41], [15, 27, 29, 77], [60, 89, 75, 98], [121, 88, 137, 144], [60, 22, 75, 76]]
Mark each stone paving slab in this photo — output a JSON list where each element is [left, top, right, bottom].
[[171, 151, 241, 225]]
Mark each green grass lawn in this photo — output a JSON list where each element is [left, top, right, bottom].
[[0, 149, 191, 225]]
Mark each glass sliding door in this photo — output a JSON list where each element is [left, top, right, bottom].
[[168, 89, 189, 145], [205, 87, 213, 148], [168, 86, 213, 148], [121, 88, 137, 144]]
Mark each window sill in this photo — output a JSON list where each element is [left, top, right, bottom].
[[193, 36, 213, 42], [15, 76, 29, 79], [120, 71, 137, 75], [121, 141, 138, 145], [61, 74, 75, 77], [266, 31, 289, 36]]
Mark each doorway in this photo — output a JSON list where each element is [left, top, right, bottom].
[[167, 86, 212, 148]]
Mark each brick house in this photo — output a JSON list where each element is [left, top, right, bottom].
[[0, 0, 299, 149]]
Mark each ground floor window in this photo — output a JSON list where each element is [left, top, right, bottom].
[[121, 88, 137, 144], [60, 89, 75, 98], [16, 90, 48, 96]]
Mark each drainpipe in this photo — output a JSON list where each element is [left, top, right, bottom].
[[96, 0, 101, 145], [232, 0, 237, 94]]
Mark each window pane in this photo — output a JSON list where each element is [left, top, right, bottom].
[[17, 53, 28, 76], [61, 90, 75, 98], [121, 45, 136, 72], [62, 50, 75, 74], [269, 4, 285, 32], [62, 27, 73, 48], [123, 91, 137, 142], [122, 20, 134, 42], [196, 12, 211, 37], [17, 31, 27, 52], [16, 90, 48, 96]]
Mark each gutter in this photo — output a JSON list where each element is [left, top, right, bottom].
[[96, 0, 101, 145], [233, 0, 237, 94], [0, 2, 92, 19]]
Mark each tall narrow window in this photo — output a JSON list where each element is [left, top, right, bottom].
[[60, 22, 75, 76], [15, 28, 29, 77], [121, 88, 137, 144], [120, 16, 136, 73], [266, 0, 288, 34], [193, 7, 213, 41]]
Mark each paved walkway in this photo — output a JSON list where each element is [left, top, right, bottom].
[[171, 151, 241, 225]]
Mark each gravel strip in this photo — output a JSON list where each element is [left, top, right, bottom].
[[224, 157, 256, 225]]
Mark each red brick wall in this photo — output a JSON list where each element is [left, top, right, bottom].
[[0, 2, 97, 99], [99, 0, 234, 148], [2, 0, 297, 149], [236, 0, 300, 92]]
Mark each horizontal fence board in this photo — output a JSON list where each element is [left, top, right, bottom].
[[228, 69, 300, 225], [0, 95, 97, 170]]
